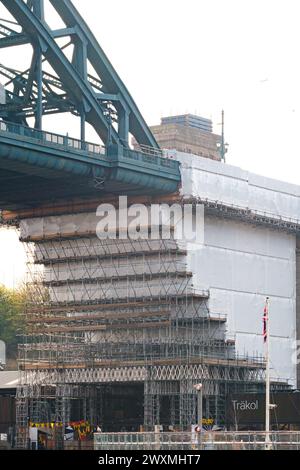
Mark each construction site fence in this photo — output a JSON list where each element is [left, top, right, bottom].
[[94, 431, 300, 451]]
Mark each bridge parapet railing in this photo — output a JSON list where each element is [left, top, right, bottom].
[[0, 120, 180, 174], [0, 120, 106, 157], [123, 147, 180, 172]]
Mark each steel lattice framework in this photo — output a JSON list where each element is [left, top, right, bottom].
[[0, 0, 158, 148], [19, 364, 266, 386]]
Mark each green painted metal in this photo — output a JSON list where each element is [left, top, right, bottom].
[[0, 122, 180, 198], [0, 0, 159, 148], [0, 0, 181, 208]]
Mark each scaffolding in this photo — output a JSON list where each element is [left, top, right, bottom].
[[14, 210, 272, 449]]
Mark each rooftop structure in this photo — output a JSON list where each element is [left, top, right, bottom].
[[150, 114, 222, 161], [161, 114, 213, 133]]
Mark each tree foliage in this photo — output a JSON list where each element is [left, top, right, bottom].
[[0, 285, 26, 359]]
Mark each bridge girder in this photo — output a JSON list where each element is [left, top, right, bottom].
[[0, 0, 159, 149]]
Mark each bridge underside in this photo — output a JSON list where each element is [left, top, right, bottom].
[[0, 164, 165, 210], [0, 128, 181, 210]]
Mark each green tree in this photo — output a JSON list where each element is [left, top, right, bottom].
[[0, 285, 26, 359]]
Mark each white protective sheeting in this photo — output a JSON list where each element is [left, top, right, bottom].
[[45, 255, 187, 283], [19, 212, 100, 240], [51, 279, 194, 303], [19, 205, 184, 241], [34, 238, 178, 263], [175, 152, 299, 386], [185, 215, 297, 387], [177, 152, 300, 221]]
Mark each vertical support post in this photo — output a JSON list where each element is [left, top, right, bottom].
[[170, 396, 176, 427], [144, 374, 156, 431], [155, 394, 160, 427], [265, 297, 271, 450], [55, 384, 71, 450], [87, 385, 96, 429], [197, 387, 203, 430], [32, 0, 44, 130], [221, 110, 225, 162], [80, 111, 86, 142], [16, 386, 30, 449], [119, 106, 130, 145], [35, 46, 43, 130], [72, 37, 88, 142], [107, 115, 112, 146], [194, 383, 203, 449]]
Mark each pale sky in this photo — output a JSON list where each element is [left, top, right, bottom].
[[0, 228, 26, 288], [0, 0, 300, 287]]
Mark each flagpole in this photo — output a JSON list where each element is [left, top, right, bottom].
[[265, 297, 271, 450]]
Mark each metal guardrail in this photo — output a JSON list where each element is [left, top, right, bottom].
[[0, 121, 180, 173], [94, 431, 300, 450], [0, 121, 106, 157], [123, 148, 179, 171], [199, 197, 300, 229], [136, 143, 163, 158]]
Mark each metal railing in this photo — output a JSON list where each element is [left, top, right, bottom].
[[200, 197, 300, 230], [94, 431, 300, 450], [135, 143, 163, 157], [0, 121, 106, 157], [0, 121, 180, 172], [123, 147, 179, 171]]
